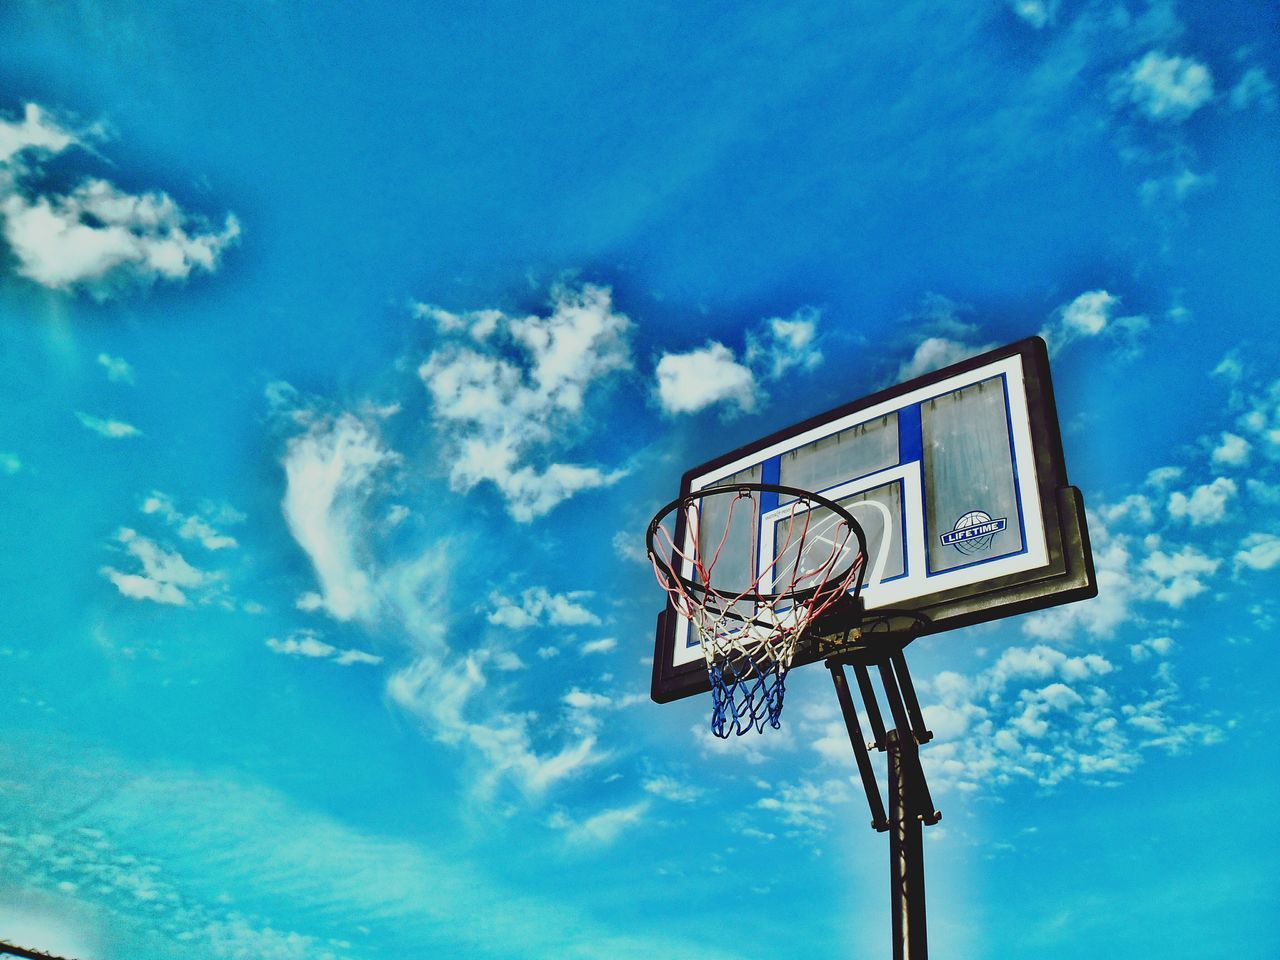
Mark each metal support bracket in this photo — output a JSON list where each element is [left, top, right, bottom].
[[826, 642, 940, 960]]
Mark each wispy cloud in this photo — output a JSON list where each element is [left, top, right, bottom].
[[1139, 167, 1215, 208], [96, 352, 135, 384], [756, 778, 852, 831], [1235, 533, 1280, 572], [75, 411, 142, 438], [895, 295, 995, 380], [0, 103, 78, 163], [548, 800, 651, 845], [487, 587, 600, 629], [642, 775, 705, 804], [1005, 0, 1059, 29], [1111, 51, 1214, 123], [0, 750, 737, 960], [99, 527, 212, 606], [1228, 65, 1276, 112], [280, 409, 398, 621], [272, 392, 621, 800], [265, 629, 382, 666], [1039, 289, 1148, 356], [142, 491, 240, 550], [579, 637, 617, 655]]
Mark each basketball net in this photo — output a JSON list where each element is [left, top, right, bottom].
[[649, 486, 866, 737]]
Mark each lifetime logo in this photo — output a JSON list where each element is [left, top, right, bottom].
[[940, 511, 1008, 549]]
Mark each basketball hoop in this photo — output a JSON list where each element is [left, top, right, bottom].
[[647, 482, 868, 737]]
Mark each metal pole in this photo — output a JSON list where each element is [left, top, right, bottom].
[[888, 729, 928, 960]]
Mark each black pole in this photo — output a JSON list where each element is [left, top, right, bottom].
[[888, 729, 928, 960]]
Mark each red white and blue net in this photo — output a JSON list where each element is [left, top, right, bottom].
[[649, 484, 866, 737]]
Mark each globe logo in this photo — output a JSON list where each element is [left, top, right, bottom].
[[939, 510, 1007, 555]]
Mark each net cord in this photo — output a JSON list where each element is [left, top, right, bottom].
[[650, 487, 866, 736]]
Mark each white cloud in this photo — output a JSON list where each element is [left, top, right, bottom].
[[655, 306, 825, 415], [1229, 66, 1277, 111], [487, 586, 600, 629], [654, 341, 757, 415], [915, 644, 1217, 794], [412, 302, 504, 340], [0, 103, 79, 164], [1098, 494, 1155, 527], [1145, 465, 1184, 488], [1230, 378, 1280, 456], [563, 689, 613, 711], [897, 336, 987, 380], [1007, 0, 1058, 29], [1139, 168, 1214, 207], [100, 527, 211, 606], [1130, 636, 1174, 662], [744, 307, 824, 379], [0, 102, 238, 299], [1213, 352, 1245, 383], [1112, 51, 1214, 122], [1235, 533, 1280, 572], [1022, 530, 1136, 639], [419, 282, 631, 521], [76, 411, 142, 438], [388, 648, 609, 799], [1142, 544, 1221, 606], [96, 352, 135, 384], [0, 451, 20, 474], [100, 567, 187, 606], [1039, 290, 1148, 355], [142, 491, 239, 550], [612, 529, 649, 564], [1246, 479, 1280, 505], [2, 178, 239, 298], [280, 411, 398, 621], [1211, 432, 1251, 467], [756, 778, 851, 831], [580, 637, 617, 656], [265, 629, 382, 667], [1167, 477, 1237, 525], [491, 650, 526, 671], [642, 775, 705, 803], [892, 295, 999, 380], [692, 719, 795, 765], [548, 801, 650, 845]]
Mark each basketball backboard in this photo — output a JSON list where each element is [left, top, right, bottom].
[[650, 336, 1096, 704]]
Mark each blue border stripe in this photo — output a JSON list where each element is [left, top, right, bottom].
[[898, 403, 923, 464]]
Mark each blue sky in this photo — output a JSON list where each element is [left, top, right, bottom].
[[1, 2, 1277, 958]]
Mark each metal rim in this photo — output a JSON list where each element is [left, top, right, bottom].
[[646, 481, 869, 605]]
